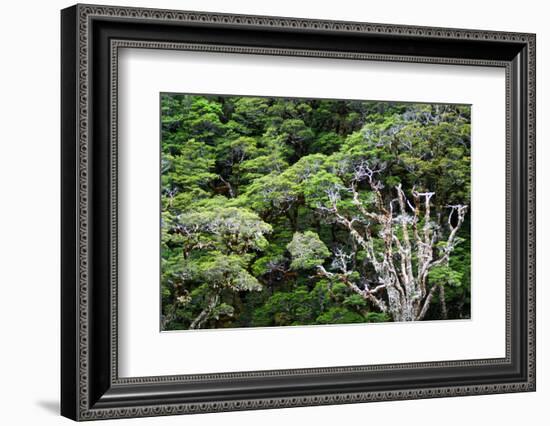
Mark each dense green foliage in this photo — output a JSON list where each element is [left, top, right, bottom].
[[161, 94, 471, 330]]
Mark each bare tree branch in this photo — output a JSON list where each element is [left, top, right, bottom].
[[315, 166, 467, 322]]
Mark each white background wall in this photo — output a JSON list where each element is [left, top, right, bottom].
[[0, 0, 546, 424]]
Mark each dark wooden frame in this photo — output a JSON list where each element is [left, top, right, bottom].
[[61, 3, 536, 421]]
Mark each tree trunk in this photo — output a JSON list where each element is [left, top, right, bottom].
[[189, 293, 219, 329], [317, 167, 467, 322]]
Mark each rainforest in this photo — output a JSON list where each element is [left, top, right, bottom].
[[160, 93, 471, 330]]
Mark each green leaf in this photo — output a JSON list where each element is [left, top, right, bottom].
[[287, 231, 330, 270]]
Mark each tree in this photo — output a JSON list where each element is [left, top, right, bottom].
[[162, 206, 272, 329], [287, 231, 330, 270], [187, 254, 262, 329], [306, 160, 467, 321], [160, 95, 471, 329]]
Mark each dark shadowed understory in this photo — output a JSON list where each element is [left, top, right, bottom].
[[160, 94, 471, 330]]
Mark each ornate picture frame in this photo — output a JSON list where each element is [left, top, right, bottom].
[[61, 4, 535, 421]]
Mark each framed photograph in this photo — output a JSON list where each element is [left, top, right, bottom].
[[61, 4, 536, 421]]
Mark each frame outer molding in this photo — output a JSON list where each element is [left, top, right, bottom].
[[61, 3, 536, 421]]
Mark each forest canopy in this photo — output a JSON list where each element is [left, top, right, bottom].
[[160, 93, 471, 330]]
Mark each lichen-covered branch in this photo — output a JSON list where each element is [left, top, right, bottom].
[[316, 161, 467, 321]]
